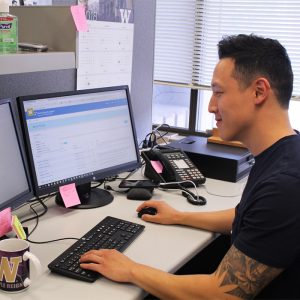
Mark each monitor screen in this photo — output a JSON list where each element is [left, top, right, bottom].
[[0, 98, 33, 211], [18, 86, 141, 208]]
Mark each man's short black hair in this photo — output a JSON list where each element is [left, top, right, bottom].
[[218, 34, 293, 108]]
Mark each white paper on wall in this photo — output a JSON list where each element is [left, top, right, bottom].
[[76, 0, 134, 90]]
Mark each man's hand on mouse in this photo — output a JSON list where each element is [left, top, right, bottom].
[[136, 200, 181, 225]]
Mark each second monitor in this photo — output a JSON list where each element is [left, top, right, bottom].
[[18, 86, 141, 208], [0, 98, 33, 212]]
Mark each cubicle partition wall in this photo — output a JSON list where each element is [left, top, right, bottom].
[[0, 56, 76, 99], [1, 1, 155, 144]]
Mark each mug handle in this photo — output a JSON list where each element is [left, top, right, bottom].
[[23, 251, 42, 287]]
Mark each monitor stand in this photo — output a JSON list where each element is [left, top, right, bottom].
[[55, 182, 113, 209]]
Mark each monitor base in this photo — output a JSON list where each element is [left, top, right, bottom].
[[56, 183, 113, 209]]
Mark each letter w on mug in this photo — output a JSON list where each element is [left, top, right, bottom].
[[0, 238, 41, 293]]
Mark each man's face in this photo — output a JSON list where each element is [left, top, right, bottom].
[[208, 58, 255, 142]]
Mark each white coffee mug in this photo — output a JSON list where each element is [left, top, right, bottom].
[[0, 238, 42, 292]]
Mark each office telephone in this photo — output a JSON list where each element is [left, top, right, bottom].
[[141, 148, 206, 188]]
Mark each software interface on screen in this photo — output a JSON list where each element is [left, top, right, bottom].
[[0, 100, 32, 211], [20, 87, 140, 206]]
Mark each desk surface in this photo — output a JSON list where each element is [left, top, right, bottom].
[[3, 177, 246, 300]]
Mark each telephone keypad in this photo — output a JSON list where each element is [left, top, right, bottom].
[[164, 152, 205, 183]]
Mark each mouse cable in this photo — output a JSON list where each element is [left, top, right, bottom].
[[203, 181, 246, 198], [161, 180, 244, 199], [203, 186, 242, 198]]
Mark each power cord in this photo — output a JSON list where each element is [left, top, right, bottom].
[[104, 181, 129, 194], [141, 123, 171, 149], [25, 200, 79, 244], [142, 132, 157, 149], [26, 237, 79, 244], [21, 196, 50, 226], [153, 123, 171, 145], [18, 195, 79, 244]]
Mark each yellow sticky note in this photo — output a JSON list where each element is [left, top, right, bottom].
[[11, 215, 26, 240]]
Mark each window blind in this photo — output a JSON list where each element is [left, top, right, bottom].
[[154, 0, 300, 95], [154, 0, 196, 84]]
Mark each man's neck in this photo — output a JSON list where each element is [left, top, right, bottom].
[[243, 123, 295, 156]]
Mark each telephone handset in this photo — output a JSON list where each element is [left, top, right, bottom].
[[141, 148, 206, 187]]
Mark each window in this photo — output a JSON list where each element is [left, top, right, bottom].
[[152, 84, 190, 128], [153, 0, 300, 133]]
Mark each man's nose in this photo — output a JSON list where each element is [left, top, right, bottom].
[[208, 95, 216, 113]]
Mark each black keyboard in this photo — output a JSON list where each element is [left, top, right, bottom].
[[48, 216, 145, 282]]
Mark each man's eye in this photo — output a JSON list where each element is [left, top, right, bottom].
[[214, 91, 223, 96]]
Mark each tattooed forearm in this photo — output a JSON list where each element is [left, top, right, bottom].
[[214, 245, 283, 299]]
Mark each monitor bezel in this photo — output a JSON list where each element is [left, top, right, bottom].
[[17, 85, 141, 198], [0, 98, 34, 211]]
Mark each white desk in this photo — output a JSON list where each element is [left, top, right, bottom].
[[3, 177, 246, 300]]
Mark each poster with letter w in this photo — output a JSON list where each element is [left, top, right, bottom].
[[77, 0, 134, 90]]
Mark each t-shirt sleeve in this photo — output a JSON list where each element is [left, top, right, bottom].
[[233, 174, 300, 268]]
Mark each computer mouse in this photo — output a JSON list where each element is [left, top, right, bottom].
[[138, 207, 157, 218]]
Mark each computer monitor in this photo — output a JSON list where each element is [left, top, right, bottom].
[[0, 98, 33, 211], [17, 86, 141, 209]]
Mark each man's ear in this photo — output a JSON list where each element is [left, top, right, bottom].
[[254, 78, 270, 104]]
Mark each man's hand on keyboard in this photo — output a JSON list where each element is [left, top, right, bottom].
[[80, 249, 136, 282]]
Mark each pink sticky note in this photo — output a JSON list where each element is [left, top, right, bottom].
[[59, 183, 81, 208], [151, 160, 163, 174], [71, 5, 88, 32], [0, 207, 12, 237]]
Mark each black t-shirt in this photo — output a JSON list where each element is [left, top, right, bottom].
[[231, 135, 300, 299]]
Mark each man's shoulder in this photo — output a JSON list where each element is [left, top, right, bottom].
[[259, 134, 300, 177]]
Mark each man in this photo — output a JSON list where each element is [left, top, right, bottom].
[[80, 34, 300, 299]]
